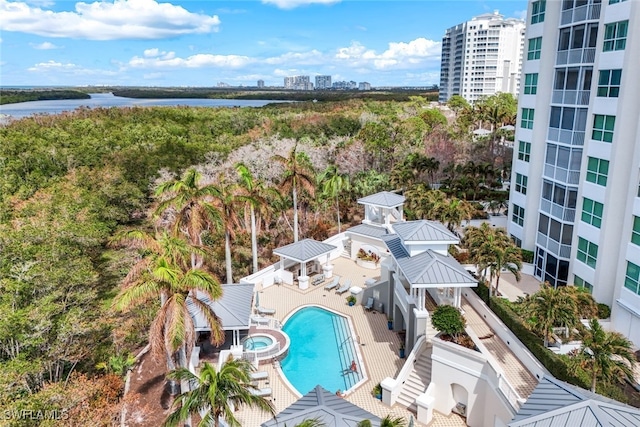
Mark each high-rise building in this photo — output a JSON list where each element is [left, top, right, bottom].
[[508, 0, 640, 344], [358, 82, 371, 91], [315, 75, 332, 90], [257, 79, 265, 88], [439, 11, 526, 103], [284, 75, 313, 90]]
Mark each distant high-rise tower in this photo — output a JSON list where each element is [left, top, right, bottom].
[[284, 75, 313, 90], [257, 79, 265, 88], [315, 75, 332, 90], [508, 0, 640, 345], [439, 11, 525, 103]]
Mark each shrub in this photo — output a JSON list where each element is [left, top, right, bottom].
[[432, 305, 466, 341], [597, 303, 611, 319], [520, 249, 534, 264]]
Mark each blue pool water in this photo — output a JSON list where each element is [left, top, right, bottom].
[[243, 335, 274, 351], [281, 306, 362, 395]]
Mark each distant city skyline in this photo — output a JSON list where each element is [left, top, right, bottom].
[[0, 0, 527, 87]]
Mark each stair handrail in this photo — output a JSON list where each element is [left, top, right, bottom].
[[381, 334, 427, 406]]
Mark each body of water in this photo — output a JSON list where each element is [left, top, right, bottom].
[[0, 92, 285, 120], [281, 306, 362, 396]]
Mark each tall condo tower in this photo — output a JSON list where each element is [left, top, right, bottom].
[[508, 0, 640, 345], [439, 11, 526, 103]]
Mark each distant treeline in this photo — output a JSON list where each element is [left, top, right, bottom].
[[112, 87, 438, 103], [0, 89, 90, 105]]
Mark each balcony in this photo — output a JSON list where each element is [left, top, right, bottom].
[[547, 128, 585, 146], [540, 198, 577, 222], [543, 163, 581, 185], [537, 232, 572, 258], [560, 2, 601, 25], [552, 89, 591, 106], [556, 48, 596, 65]]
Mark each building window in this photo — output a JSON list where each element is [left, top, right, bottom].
[[511, 235, 522, 247], [581, 198, 603, 228], [592, 115, 615, 143], [632, 216, 640, 246], [597, 70, 622, 98], [524, 73, 538, 95], [574, 275, 593, 293], [527, 37, 542, 60], [609, 0, 628, 5], [515, 173, 528, 195], [586, 157, 609, 186], [577, 237, 598, 269], [521, 108, 535, 129], [625, 261, 640, 294], [603, 20, 628, 52], [512, 204, 525, 226], [531, 0, 546, 24], [518, 141, 531, 162]]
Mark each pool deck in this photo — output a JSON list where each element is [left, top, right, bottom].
[[234, 257, 467, 427], [235, 256, 540, 426]]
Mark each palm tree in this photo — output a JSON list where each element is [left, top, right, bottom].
[[380, 415, 407, 427], [571, 318, 635, 393], [235, 162, 266, 274], [436, 197, 474, 233], [111, 231, 224, 392], [523, 284, 578, 347], [464, 225, 521, 296], [318, 164, 350, 233], [272, 144, 316, 242], [164, 358, 276, 427], [209, 176, 246, 284], [154, 168, 222, 269]]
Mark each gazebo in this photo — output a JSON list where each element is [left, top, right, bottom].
[[261, 385, 382, 427], [187, 283, 254, 348], [273, 238, 337, 289]]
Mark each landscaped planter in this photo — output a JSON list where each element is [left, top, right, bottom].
[[356, 258, 378, 269]]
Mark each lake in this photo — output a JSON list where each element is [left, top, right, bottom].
[[0, 92, 287, 120]]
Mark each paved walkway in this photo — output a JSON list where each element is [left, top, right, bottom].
[[492, 272, 542, 302]]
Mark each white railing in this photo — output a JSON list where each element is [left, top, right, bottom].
[[498, 373, 525, 410], [552, 89, 591, 106], [547, 128, 585, 146], [243, 342, 281, 361], [394, 279, 409, 314], [250, 317, 281, 329], [381, 335, 427, 406], [539, 199, 576, 222]]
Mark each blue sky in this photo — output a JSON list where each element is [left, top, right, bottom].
[[0, 0, 528, 87]]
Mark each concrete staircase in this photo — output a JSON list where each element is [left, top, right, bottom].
[[395, 344, 433, 413]]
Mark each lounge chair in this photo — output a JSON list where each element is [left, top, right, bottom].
[[250, 371, 269, 381], [364, 297, 374, 310], [256, 306, 276, 315], [250, 387, 272, 397], [324, 276, 340, 291], [251, 315, 270, 326], [335, 279, 352, 294]]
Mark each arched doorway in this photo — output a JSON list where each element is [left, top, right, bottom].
[[451, 383, 468, 417]]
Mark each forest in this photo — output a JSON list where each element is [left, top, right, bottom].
[[0, 94, 517, 425], [0, 90, 90, 105]]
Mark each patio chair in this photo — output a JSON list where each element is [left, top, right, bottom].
[[256, 306, 276, 315], [324, 276, 340, 291], [250, 387, 272, 397], [364, 297, 374, 311], [335, 279, 352, 294], [251, 316, 271, 326], [250, 371, 269, 381]]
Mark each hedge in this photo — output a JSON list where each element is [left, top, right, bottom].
[[471, 283, 628, 401]]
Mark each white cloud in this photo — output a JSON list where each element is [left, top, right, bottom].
[[334, 38, 440, 70], [514, 9, 527, 20], [264, 49, 325, 66], [30, 41, 61, 49], [0, 0, 221, 40], [262, 0, 340, 10], [129, 52, 254, 69], [143, 72, 163, 79], [27, 59, 118, 76]]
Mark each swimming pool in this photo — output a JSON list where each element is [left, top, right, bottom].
[[281, 306, 363, 396]]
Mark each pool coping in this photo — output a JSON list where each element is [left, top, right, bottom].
[[277, 303, 368, 398]]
